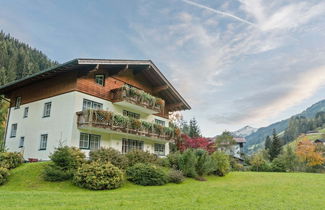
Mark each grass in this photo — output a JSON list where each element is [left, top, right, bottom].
[[1, 163, 325, 210]]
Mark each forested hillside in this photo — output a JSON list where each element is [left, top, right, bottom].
[[245, 100, 325, 154], [0, 31, 58, 149]]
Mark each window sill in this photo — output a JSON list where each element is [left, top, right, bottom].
[[39, 149, 46, 151], [10, 136, 16, 138], [42, 116, 50, 118]]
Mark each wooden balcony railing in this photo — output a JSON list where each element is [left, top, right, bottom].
[[110, 85, 165, 113], [76, 109, 180, 141]]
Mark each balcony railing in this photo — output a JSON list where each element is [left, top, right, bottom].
[[76, 109, 180, 141], [110, 85, 165, 114]]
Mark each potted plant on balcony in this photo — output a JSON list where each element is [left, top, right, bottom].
[[141, 121, 153, 136], [155, 98, 164, 111], [113, 114, 128, 131], [129, 118, 142, 133]]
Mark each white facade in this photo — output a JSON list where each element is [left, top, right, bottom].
[[4, 91, 170, 160]]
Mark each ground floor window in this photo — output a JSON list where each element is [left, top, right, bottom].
[[19, 137, 24, 148], [79, 133, 100, 150], [122, 138, 144, 154], [154, 143, 165, 156], [40, 134, 48, 150]]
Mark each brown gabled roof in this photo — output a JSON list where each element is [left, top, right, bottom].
[[0, 58, 191, 111]]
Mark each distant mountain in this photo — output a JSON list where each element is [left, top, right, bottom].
[[244, 99, 325, 154], [232, 126, 257, 137]]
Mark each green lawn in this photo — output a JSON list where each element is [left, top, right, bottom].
[[0, 163, 325, 210]]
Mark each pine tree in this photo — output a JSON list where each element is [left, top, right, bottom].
[[189, 117, 201, 138], [265, 135, 272, 150], [269, 129, 282, 161]]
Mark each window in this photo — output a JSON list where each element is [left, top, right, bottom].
[[23, 107, 29, 118], [79, 133, 100, 150], [19, 137, 24, 148], [10, 124, 17, 138], [154, 144, 165, 156], [43, 102, 51, 117], [123, 110, 140, 119], [15, 97, 21, 109], [40, 134, 48, 150], [122, 138, 144, 154], [82, 99, 103, 111], [95, 74, 105, 86], [155, 119, 165, 126]]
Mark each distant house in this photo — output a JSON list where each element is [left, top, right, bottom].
[[218, 137, 246, 160], [0, 58, 191, 160], [314, 139, 325, 145]]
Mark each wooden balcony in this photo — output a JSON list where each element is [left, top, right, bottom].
[[76, 109, 180, 141], [110, 85, 165, 114]]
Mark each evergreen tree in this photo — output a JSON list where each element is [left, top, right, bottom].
[[269, 129, 282, 161], [189, 117, 201, 138], [180, 120, 190, 136], [264, 135, 272, 151]]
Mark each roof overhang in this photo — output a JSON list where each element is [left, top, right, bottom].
[[0, 58, 191, 111]]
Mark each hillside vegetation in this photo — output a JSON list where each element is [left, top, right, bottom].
[[1, 162, 325, 209]]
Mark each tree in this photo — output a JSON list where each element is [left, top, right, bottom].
[[296, 137, 325, 167], [279, 145, 299, 172], [215, 131, 236, 152], [265, 135, 272, 151], [269, 129, 282, 161], [188, 117, 201, 138], [179, 135, 215, 153]]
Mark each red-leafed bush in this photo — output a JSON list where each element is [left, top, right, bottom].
[[176, 134, 216, 153]]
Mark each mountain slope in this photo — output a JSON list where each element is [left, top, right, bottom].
[[244, 99, 325, 153], [232, 126, 257, 137]]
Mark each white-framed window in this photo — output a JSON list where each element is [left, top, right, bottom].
[[154, 144, 165, 156], [122, 138, 144, 154], [10, 123, 17, 138], [19, 137, 24, 148], [43, 102, 51, 117], [155, 119, 165, 126], [40, 134, 48, 150], [15, 97, 21, 109], [95, 74, 105, 86], [23, 107, 29, 118], [123, 110, 140, 119], [82, 99, 103, 111], [79, 133, 100, 150]]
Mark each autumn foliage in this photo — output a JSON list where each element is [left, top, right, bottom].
[[295, 137, 325, 167], [176, 134, 216, 153]]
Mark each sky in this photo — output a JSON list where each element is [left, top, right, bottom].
[[0, 0, 325, 136]]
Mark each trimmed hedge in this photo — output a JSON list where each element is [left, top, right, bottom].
[[49, 146, 85, 170], [89, 147, 128, 170], [43, 164, 73, 181], [125, 150, 158, 167], [168, 169, 184, 184], [73, 161, 124, 190], [126, 163, 168, 186], [0, 167, 9, 185], [0, 152, 24, 169]]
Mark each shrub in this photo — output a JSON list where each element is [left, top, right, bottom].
[[167, 152, 182, 170], [179, 149, 197, 178], [210, 151, 230, 176], [125, 150, 158, 167], [195, 149, 213, 177], [73, 161, 124, 190], [89, 147, 128, 170], [156, 157, 170, 168], [49, 146, 85, 171], [0, 167, 9, 185], [126, 163, 168, 186], [250, 152, 271, 172], [0, 152, 24, 169], [271, 158, 286, 172], [168, 169, 184, 184], [43, 164, 73, 181]]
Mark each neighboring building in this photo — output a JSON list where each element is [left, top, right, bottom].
[[0, 59, 190, 160], [218, 137, 246, 160], [314, 139, 325, 145]]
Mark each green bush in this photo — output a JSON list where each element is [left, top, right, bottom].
[[195, 149, 213, 177], [125, 150, 158, 167], [49, 146, 85, 171], [271, 158, 286, 172], [0, 152, 24, 169], [168, 169, 184, 184], [210, 151, 230, 176], [179, 149, 197, 178], [156, 157, 170, 168], [43, 164, 73, 182], [167, 152, 182, 170], [89, 147, 128, 170], [250, 152, 271, 172], [0, 167, 9, 185], [126, 163, 168, 186], [73, 161, 124, 190]]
